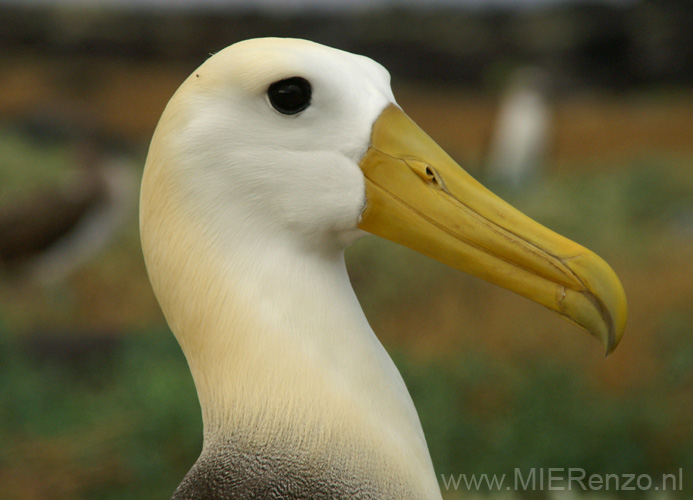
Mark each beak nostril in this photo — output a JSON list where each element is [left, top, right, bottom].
[[425, 166, 447, 191], [402, 157, 447, 191]]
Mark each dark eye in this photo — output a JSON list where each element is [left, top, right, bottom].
[[268, 77, 312, 115]]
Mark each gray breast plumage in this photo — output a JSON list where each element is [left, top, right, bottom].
[[171, 441, 404, 500]]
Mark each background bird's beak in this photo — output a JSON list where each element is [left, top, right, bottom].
[[358, 104, 627, 354]]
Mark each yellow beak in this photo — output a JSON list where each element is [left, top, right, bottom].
[[358, 104, 627, 355]]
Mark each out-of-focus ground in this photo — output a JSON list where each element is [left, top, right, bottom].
[[0, 2, 692, 499]]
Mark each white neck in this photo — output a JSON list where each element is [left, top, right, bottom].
[[141, 160, 442, 499]]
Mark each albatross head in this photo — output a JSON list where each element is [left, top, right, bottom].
[[142, 37, 625, 353], [140, 37, 627, 499], [143, 38, 391, 254]]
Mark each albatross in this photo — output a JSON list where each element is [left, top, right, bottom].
[[140, 38, 627, 500]]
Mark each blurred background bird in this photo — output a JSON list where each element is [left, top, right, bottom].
[[485, 66, 553, 189], [0, 111, 137, 285]]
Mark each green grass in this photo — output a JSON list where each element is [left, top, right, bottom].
[[0, 327, 201, 500], [399, 336, 693, 492]]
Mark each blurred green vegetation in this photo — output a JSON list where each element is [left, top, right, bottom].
[[399, 317, 693, 492], [0, 131, 75, 206], [0, 327, 200, 500]]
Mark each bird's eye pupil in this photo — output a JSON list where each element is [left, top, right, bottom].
[[268, 77, 312, 115]]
